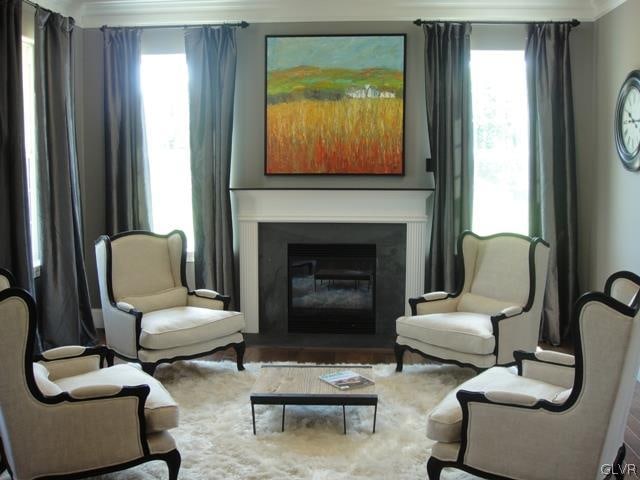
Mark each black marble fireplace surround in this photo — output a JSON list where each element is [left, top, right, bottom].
[[257, 223, 406, 347]]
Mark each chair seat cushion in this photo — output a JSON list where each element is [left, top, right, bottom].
[[140, 307, 245, 350], [396, 313, 495, 355], [427, 367, 567, 443], [54, 364, 178, 433]]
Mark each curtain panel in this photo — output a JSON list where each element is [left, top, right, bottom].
[[103, 27, 151, 234], [185, 26, 238, 307], [526, 23, 579, 345], [0, 0, 34, 293], [35, 7, 96, 348], [423, 22, 474, 293]]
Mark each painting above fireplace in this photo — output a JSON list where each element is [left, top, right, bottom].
[[265, 34, 406, 175]]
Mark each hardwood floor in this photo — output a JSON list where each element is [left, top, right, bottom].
[[98, 330, 640, 472]]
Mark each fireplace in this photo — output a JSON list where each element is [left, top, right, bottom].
[[257, 222, 408, 346], [288, 244, 376, 334]]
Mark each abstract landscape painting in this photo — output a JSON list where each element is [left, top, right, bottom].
[[265, 35, 405, 175]]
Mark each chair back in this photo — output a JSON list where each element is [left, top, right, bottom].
[[568, 292, 640, 477], [0, 288, 42, 477], [0, 268, 16, 292], [456, 232, 550, 315], [605, 270, 640, 308], [95, 230, 188, 313]]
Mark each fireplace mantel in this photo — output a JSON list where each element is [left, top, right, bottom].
[[232, 189, 431, 333]]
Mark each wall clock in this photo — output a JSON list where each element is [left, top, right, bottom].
[[615, 70, 640, 171]]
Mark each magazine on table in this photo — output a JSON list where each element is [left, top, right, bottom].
[[319, 370, 375, 390]]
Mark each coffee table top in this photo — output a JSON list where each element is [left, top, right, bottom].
[[251, 365, 376, 401]]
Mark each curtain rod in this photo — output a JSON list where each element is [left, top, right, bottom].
[[22, 0, 50, 12], [100, 21, 250, 30], [414, 18, 581, 27]]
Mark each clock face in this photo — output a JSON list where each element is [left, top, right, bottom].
[[615, 70, 640, 171], [621, 87, 640, 155]]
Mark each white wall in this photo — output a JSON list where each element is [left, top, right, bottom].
[[583, 0, 640, 290]]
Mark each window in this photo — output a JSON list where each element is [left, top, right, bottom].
[[22, 37, 41, 267], [140, 54, 195, 252], [471, 50, 529, 236]]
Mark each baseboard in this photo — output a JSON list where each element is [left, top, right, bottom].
[[92, 308, 104, 328]]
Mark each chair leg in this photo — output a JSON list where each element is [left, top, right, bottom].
[[614, 444, 626, 480], [395, 343, 405, 372], [164, 449, 181, 480], [142, 363, 157, 377], [426, 457, 444, 480], [234, 342, 246, 371]]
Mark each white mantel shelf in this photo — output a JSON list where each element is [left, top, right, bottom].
[[232, 189, 431, 333]]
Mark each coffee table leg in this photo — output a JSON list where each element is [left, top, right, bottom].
[[282, 405, 286, 432], [343, 405, 347, 435], [373, 403, 377, 434], [251, 401, 256, 435]]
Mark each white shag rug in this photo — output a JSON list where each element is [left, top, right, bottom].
[[9, 361, 483, 480]]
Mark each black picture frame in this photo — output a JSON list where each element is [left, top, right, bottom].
[[264, 34, 407, 176]]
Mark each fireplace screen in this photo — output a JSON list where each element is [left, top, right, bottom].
[[288, 244, 376, 334]]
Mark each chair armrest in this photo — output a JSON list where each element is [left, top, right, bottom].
[[102, 301, 141, 359], [422, 291, 449, 301], [514, 349, 575, 388], [35, 346, 111, 380], [187, 289, 230, 310], [37, 345, 110, 363], [116, 301, 136, 312], [408, 292, 459, 316], [490, 308, 538, 365], [455, 389, 570, 478], [499, 305, 523, 317], [68, 384, 123, 400], [35, 385, 153, 464], [484, 390, 539, 407]]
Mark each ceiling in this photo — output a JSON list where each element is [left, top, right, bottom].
[[39, 0, 627, 27]]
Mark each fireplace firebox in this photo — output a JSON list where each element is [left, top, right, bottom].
[[288, 244, 376, 334]]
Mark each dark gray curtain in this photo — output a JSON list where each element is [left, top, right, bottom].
[[103, 27, 151, 234], [35, 8, 95, 348], [0, 0, 34, 293], [424, 22, 474, 292], [526, 23, 578, 345], [185, 26, 237, 306]]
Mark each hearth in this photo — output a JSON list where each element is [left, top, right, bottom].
[[288, 244, 376, 334]]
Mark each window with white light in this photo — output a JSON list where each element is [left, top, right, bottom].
[[471, 50, 529, 236], [22, 37, 41, 267], [140, 54, 195, 252]]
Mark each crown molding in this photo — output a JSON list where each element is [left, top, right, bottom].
[[591, 0, 629, 19], [62, 0, 627, 28], [28, 0, 83, 19]]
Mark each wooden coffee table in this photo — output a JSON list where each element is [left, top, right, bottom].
[[250, 365, 378, 435]]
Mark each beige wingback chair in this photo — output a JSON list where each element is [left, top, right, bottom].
[[395, 231, 550, 372], [0, 269, 14, 477], [426, 270, 640, 480], [0, 286, 181, 479], [96, 230, 246, 376]]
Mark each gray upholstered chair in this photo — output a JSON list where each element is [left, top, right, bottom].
[[0, 286, 181, 479], [395, 231, 550, 372], [95, 229, 246, 376], [426, 270, 640, 480]]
